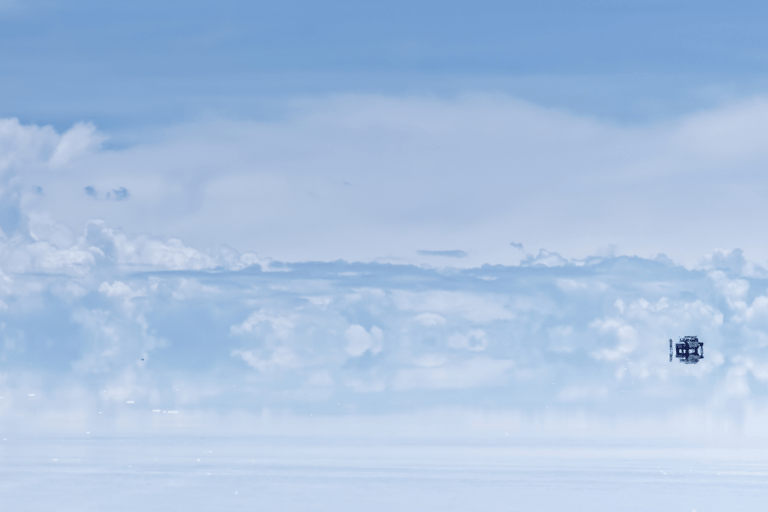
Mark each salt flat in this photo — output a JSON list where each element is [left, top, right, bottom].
[[2, 435, 765, 511]]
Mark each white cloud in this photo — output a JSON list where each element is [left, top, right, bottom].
[[0, 118, 58, 172], [49, 122, 106, 168], [99, 281, 143, 299], [590, 318, 639, 361], [447, 329, 488, 352], [344, 324, 383, 357], [231, 310, 295, 339], [391, 290, 513, 323], [708, 270, 749, 303], [233, 347, 301, 372], [82, 220, 218, 271], [413, 312, 446, 326], [392, 357, 514, 390]]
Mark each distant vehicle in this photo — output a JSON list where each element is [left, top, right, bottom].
[[669, 336, 703, 364]]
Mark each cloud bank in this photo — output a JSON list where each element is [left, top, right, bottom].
[[3, 96, 768, 437], [5, 95, 768, 267]]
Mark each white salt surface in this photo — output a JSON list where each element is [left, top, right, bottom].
[[0, 436, 766, 511]]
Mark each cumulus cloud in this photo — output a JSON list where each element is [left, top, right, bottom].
[[0, 118, 58, 172], [0, 219, 766, 428]]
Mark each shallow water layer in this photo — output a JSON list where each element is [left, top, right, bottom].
[[1, 436, 766, 511]]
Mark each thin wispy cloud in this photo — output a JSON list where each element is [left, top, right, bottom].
[[417, 250, 468, 258]]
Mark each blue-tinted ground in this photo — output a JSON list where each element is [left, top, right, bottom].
[[1, 434, 765, 512]]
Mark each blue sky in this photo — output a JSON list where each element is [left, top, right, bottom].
[[4, 0, 768, 132], [4, 0, 768, 437]]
